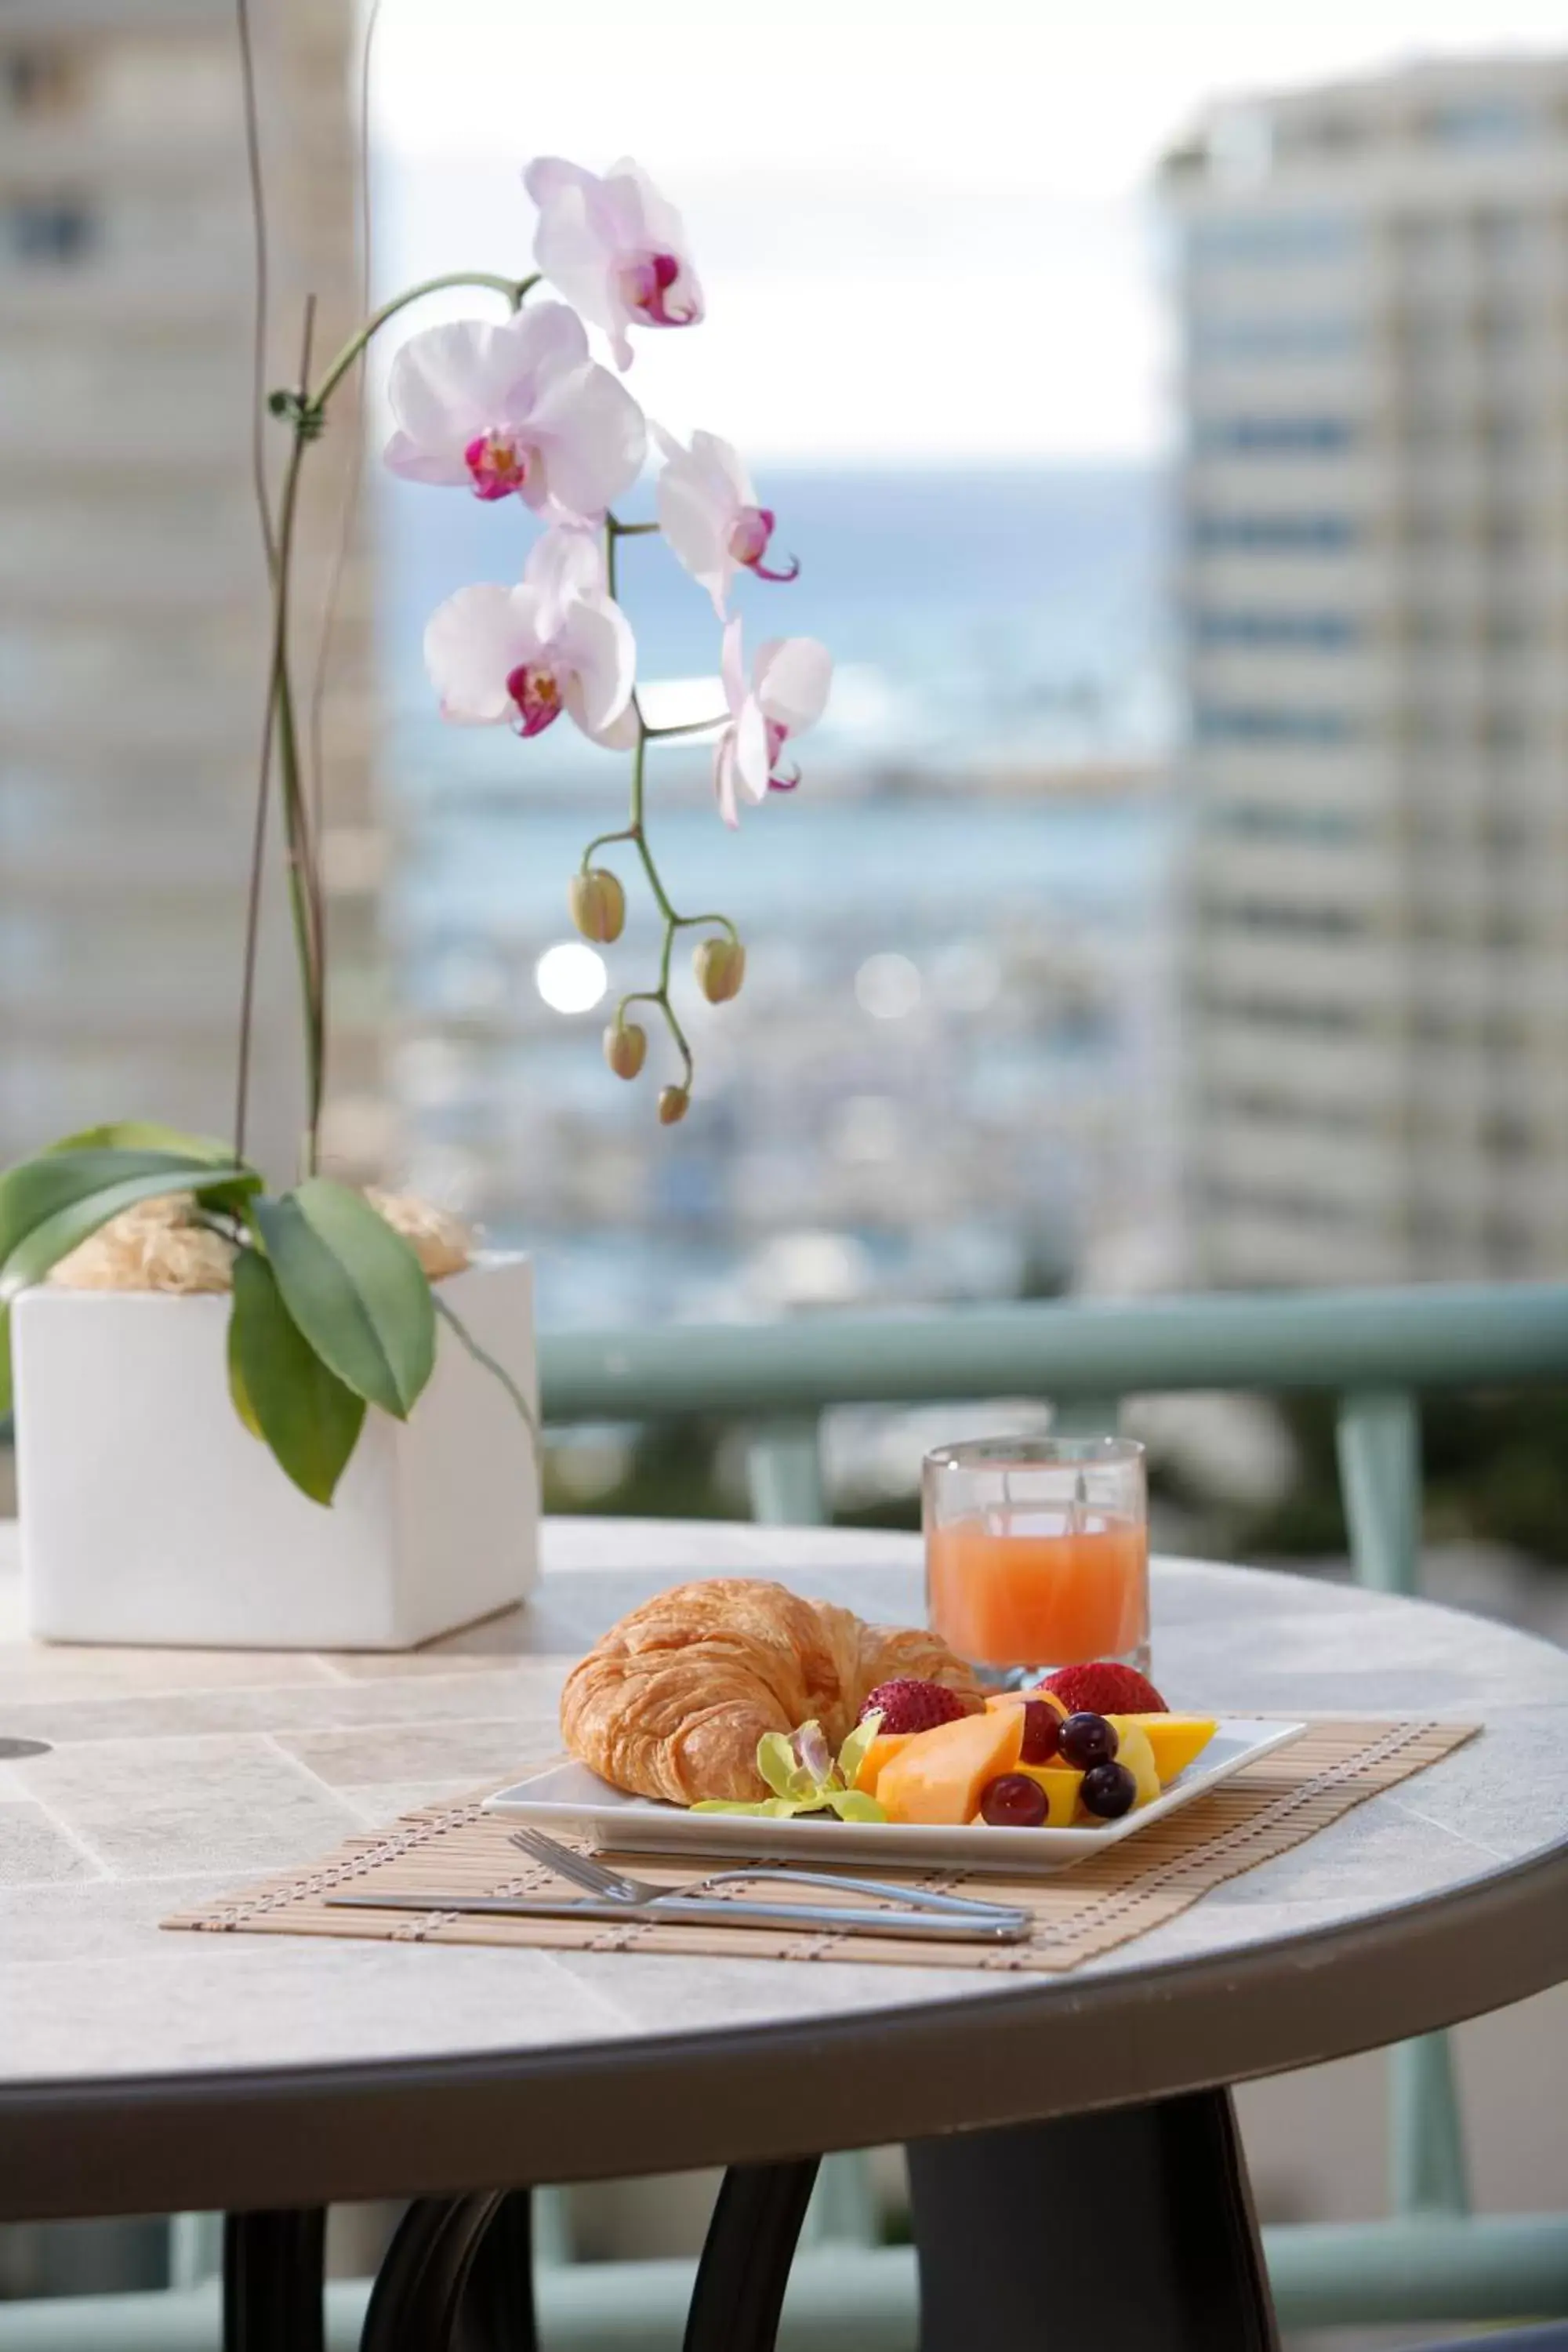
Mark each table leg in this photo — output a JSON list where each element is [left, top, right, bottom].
[[907, 2088, 1279, 2352], [222, 2208, 325, 2352], [359, 2188, 537, 2352], [683, 2158, 820, 2352]]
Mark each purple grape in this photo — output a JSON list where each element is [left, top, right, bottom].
[[1059, 1711, 1119, 1769], [1018, 1701, 1062, 1765], [978, 1773, 1050, 1828], [1080, 1761, 1137, 1819]]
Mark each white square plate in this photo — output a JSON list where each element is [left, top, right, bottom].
[[484, 1718, 1308, 1875]]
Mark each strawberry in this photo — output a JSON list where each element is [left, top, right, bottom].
[[1043, 1661, 1167, 1715], [858, 1678, 976, 1736]]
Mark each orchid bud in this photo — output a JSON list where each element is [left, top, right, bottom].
[[658, 1084, 691, 1126], [570, 869, 626, 944], [604, 1019, 647, 1080], [693, 936, 746, 1004]]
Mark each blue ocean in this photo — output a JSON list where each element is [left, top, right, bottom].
[[379, 464, 1176, 1323]]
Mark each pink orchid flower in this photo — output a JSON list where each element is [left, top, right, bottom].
[[383, 302, 644, 522], [713, 620, 832, 829], [524, 157, 704, 371], [655, 426, 799, 618], [424, 528, 635, 746]]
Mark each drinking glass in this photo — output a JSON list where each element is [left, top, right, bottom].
[[923, 1436, 1149, 1686]]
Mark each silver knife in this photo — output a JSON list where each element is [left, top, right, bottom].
[[327, 1889, 1030, 1943]]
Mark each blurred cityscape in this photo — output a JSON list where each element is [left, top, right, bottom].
[[7, 15, 1567, 1341], [3, 6, 1568, 2338]]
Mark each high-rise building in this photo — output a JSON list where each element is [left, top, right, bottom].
[[0, 0, 383, 1187], [1163, 58, 1568, 1286]]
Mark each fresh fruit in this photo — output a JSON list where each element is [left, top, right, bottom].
[[985, 1686, 1069, 1719], [1107, 1720, 1160, 1809], [977, 1773, 1050, 1828], [877, 1704, 1025, 1826], [859, 1679, 975, 1737], [851, 1731, 913, 1796], [1008, 1763, 1084, 1823], [1059, 1711, 1118, 1769], [1018, 1700, 1062, 1765], [1116, 1713, 1217, 1781], [1080, 1760, 1138, 1819], [1044, 1661, 1167, 1715]]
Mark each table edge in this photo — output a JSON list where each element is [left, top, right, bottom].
[[2, 1825, 1565, 2223]]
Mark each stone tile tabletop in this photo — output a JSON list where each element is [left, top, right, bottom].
[[1, 1516, 1566, 2096]]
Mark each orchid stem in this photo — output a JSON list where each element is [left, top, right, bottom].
[[310, 270, 539, 409], [644, 713, 726, 740], [590, 513, 744, 1102]]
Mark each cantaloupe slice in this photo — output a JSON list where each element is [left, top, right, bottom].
[[851, 1732, 913, 1796], [878, 1706, 1025, 1826], [1116, 1713, 1217, 1782]]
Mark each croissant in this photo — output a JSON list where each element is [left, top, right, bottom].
[[560, 1576, 985, 1804]]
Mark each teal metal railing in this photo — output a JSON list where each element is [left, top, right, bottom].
[[536, 1279, 1568, 2326], [2, 1279, 1565, 2345]]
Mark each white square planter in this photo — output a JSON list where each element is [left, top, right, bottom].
[[13, 1254, 539, 1650]]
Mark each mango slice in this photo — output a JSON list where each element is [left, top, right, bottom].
[[1116, 1713, 1218, 1782]]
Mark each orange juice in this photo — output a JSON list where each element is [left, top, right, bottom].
[[926, 1513, 1148, 1671]]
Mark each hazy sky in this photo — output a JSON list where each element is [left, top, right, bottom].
[[372, 0, 1566, 463]]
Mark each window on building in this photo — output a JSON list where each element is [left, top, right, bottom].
[[1189, 512, 1357, 554], [1194, 704, 1356, 746], [1192, 609, 1359, 650], [1195, 416, 1356, 455], [1189, 316, 1359, 360], [1212, 804, 1363, 844], [1203, 894, 1367, 939], [1425, 100, 1536, 149], [4, 197, 96, 265], [1189, 213, 1358, 266], [2, 45, 78, 116]]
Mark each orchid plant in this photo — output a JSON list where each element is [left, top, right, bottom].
[[388, 158, 832, 1120], [0, 155, 822, 1506]]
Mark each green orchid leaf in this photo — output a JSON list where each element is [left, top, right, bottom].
[[228, 1247, 366, 1504], [0, 1304, 12, 1421], [43, 1122, 239, 1164], [0, 1152, 254, 1303], [252, 1178, 435, 1420], [836, 1711, 884, 1792], [41, 1126, 263, 1221], [827, 1789, 887, 1824], [756, 1731, 801, 1800], [225, 1310, 264, 1441]]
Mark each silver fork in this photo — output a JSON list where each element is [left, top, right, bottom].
[[505, 1825, 1018, 1920]]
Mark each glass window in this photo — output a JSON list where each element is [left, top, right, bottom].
[[1195, 416, 1356, 455], [1190, 213, 1359, 266], [1189, 512, 1357, 553], [1190, 316, 1359, 359], [1192, 609, 1359, 649], [1194, 704, 1356, 746], [1425, 101, 1535, 148], [3, 197, 96, 264], [2, 44, 78, 116]]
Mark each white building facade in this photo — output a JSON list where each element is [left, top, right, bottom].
[[1164, 59, 1568, 1285], [0, 0, 382, 1188]]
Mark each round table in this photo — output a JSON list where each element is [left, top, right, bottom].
[[2, 1517, 1566, 2351]]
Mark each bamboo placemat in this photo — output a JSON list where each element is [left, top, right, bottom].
[[165, 1719, 1477, 1974]]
